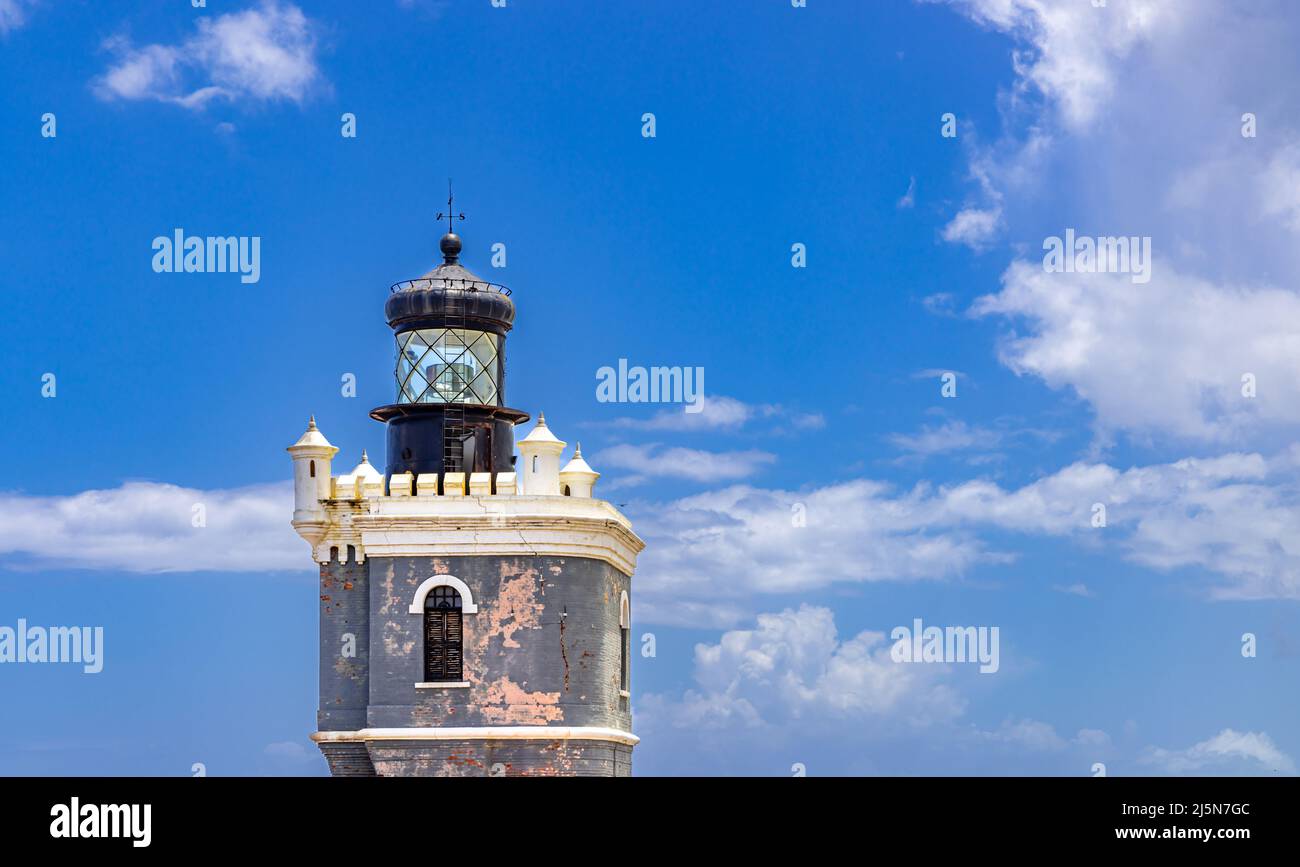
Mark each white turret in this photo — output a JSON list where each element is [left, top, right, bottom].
[[287, 416, 338, 534], [559, 443, 600, 498], [335, 449, 384, 499], [517, 412, 566, 495]]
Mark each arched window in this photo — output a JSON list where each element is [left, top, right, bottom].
[[309, 460, 316, 478], [564, 485, 571, 496], [424, 586, 463, 682], [619, 591, 631, 695], [532, 455, 539, 473]]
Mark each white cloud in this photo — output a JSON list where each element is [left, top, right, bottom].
[[591, 443, 775, 488], [1053, 582, 1093, 598], [606, 394, 823, 433], [888, 420, 1004, 456], [934, 0, 1174, 129], [633, 448, 1300, 625], [942, 205, 1002, 248], [897, 176, 916, 209], [1140, 729, 1295, 775], [929, 0, 1300, 446], [939, 450, 1300, 600], [632, 480, 994, 626], [1074, 728, 1111, 748], [93, 2, 324, 109], [978, 717, 1068, 751], [264, 740, 316, 764], [0, 481, 305, 573], [2, 447, 1293, 613], [972, 262, 1300, 442], [636, 605, 1121, 774], [0, 0, 37, 35], [639, 605, 965, 734]]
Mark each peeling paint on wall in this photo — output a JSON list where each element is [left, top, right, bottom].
[[480, 676, 563, 725]]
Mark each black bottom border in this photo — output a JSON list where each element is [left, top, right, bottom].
[[3, 776, 1290, 853]]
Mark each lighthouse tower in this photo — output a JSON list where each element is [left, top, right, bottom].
[[288, 213, 644, 777]]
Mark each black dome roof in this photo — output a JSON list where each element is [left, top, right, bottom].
[[385, 233, 515, 331]]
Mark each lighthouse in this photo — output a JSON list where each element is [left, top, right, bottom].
[[288, 207, 644, 776]]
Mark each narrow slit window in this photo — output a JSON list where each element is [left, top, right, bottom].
[[620, 627, 629, 692]]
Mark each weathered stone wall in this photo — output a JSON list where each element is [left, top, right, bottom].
[[318, 549, 370, 732], [319, 742, 376, 777], [366, 738, 632, 777], [316, 552, 633, 776], [367, 555, 631, 733]]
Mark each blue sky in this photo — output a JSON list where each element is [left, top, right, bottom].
[[1, 0, 1297, 776]]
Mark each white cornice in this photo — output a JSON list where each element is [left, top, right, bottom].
[[349, 496, 644, 576], [313, 726, 639, 747]]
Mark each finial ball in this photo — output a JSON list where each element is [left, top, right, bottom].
[[440, 232, 462, 261]]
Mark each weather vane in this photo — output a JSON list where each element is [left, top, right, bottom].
[[436, 179, 466, 235]]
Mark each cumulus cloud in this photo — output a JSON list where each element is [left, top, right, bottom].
[[1140, 729, 1295, 775], [0, 481, 305, 573], [972, 261, 1300, 443], [93, 2, 324, 109], [639, 605, 965, 734], [930, 0, 1300, 446], [637, 605, 1117, 774]]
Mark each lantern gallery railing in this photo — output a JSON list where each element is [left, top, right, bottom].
[[390, 277, 512, 296]]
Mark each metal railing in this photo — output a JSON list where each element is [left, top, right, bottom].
[[390, 277, 512, 296]]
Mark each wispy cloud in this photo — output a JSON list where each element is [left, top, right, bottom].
[[1052, 582, 1093, 598], [93, 1, 325, 110], [634, 448, 1300, 625], [897, 176, 916, 209], [1140, 729, 1295, 775], [592, 443, 775, 488], [605, 395, 823, 433], [0, 0, 37, 35], [888, 420, 1004, 456]]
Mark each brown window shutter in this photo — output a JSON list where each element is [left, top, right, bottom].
[[425, 610, 446, 681], [446, 611, 463, 681]]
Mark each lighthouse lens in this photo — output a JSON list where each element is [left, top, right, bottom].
[[395, 328, 500, 405]]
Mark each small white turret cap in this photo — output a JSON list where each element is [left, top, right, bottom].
[[517, 411, 567, 451], [350, 449, 383, 480], [287, 416, 338, 456], [517, 412, 566, 495], [559, 443, 600, 498]]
